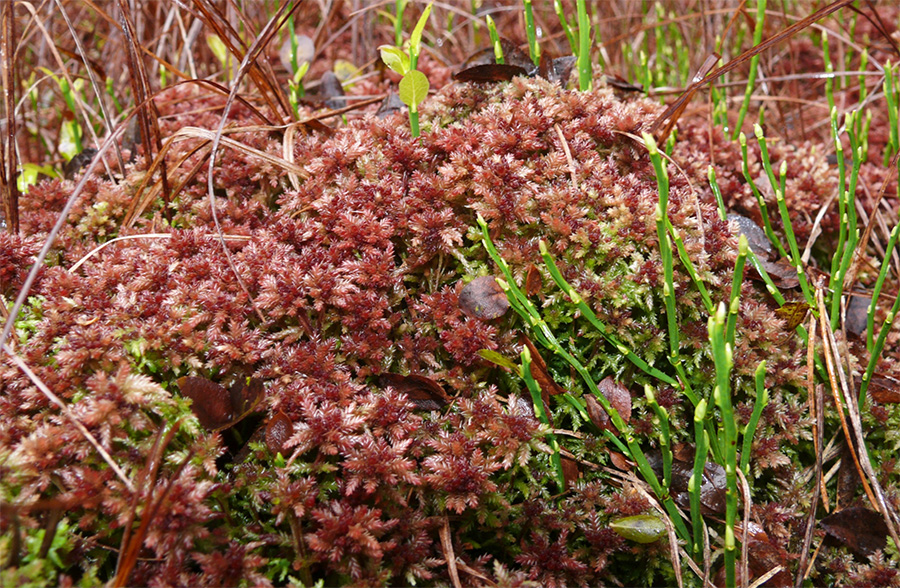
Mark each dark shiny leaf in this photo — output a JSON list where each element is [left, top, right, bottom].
[[525, 263, 543, 296], [821, 506, 889, 557], [453, 63, 528, 83], [378, 373, 449, 411], [869, 375, 900, 404], [177, 376, 264, 432], [265, 411, 293, 454], [538, 54, 577, 85], [560, 456, 580, 490], [459, 276, 509, 320], [845, 294, 871, 338], [728, 213, 774, 259]]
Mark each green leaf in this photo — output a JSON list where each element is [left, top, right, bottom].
[[610, 514, 667, 543], [17, 163, 59, 193], [378, 45, 410, 76], [409, 3, 433, 56], [205, 34, 229, 69], [398, 69, 429, 109], [478, 349, 519, 371]]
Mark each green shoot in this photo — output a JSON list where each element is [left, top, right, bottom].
[[486, 15, 504, 64], [576, 0, 592, 91], [732, 0, 766, 139], [522, 0, 540, 67]]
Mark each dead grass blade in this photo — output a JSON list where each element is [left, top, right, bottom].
[[1, 0, 19, 233], [113, 422, 191, 588], [54, 0, 126, 178], [651, 0, 856, 140], [439, 515, 462, 588], [2, 343, 135, 493], [117, 0, 172, 215], [816, 284, 900, 552]]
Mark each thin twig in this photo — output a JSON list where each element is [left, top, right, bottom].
[[2, 344, 134, 492]]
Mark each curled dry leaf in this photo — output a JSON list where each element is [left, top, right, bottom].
[[265, 410, 293, 454], [775, 300, 811, 332], [868, 375, 900, 404], [560, 456, 580, 490], [378, 373, 450, 411], [177, 376, 264, 432], [459, 276, 509, 320], [524, 263, 543, 296], [844, 294, 871, 339], [821, 506, 889, 557], [521, 336, 567, 398]]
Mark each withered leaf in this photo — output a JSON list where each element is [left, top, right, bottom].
[[836, 440, 860, 508], [538, 54, 577, 85], [608, 451, 632, 471], [378, 373, 449, 411], [524, 263, 543, 296], [560, 456, 580, 490], [845, 294, 871, 339], [647, 450, 726, 515], [775, 300, 811, 331], [749, 256, 800, 289], [597, 376, 632, 425], [521, 336, 566, 398], [265, 411, 293, 454], [728, 213, 774, 259], [603, 73, 644, 93], [584, 394, 611, 432], [821, 506, 889, 557], [459, 276, 509, 320], [376, 91, 405, 119], [458, 39, 535, 72], [178, 376, 264, 432], [869, 376, 900, 404], [453, 63, 529, 83]]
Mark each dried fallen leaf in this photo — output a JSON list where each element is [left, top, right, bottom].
[[821, 506, 889, 557], [378, 373, 450, 411], [265, 411, 293, 454], [524, 263, 543, 296], [776, 300, 811, 331], [178, 376, 264, 432], [459, 276, 509, 320], [560, 456, 580, 490], [844, 294, 871, 339], [453, 63, 528, 83], [868, 376, 900, 404]]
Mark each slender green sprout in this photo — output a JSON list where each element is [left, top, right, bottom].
[[689, 402, 709, 559], [741, 361, 769, 476], [732, 0, 766, 139], [520, 346, 565, 491], [575, 0, 592, 91], [522, 0, 540, 66], [486, 15, 504, 64]]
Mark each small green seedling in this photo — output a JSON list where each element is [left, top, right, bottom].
[[486, 15, 504, 64], [379, 3, 433, 137]]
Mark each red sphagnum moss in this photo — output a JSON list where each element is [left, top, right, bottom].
[[2, 61, 898, 587]]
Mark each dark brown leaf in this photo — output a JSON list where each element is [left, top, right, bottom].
[[459, 39, 534, 71], [376, 91, 404, 119], [836, 440, 860, 508], [459, 276, 509, 320], [265, 411, 293, 454], [538, 54, 576, 85], [776, 300, 811, 331], [378, 373, 449, 411], [453, 63, 528, 83], [821, 506, 889, 557], [560, 456, 580, 490], [177, 376, 264, 431], [608, 451, 632, 471], [845, 294, 871, 338], [597, 376, 632, 425], [648, 450, 726, 515], [524, 263, 543, 296], [728, 213, 774, 259], [869, 376, 900, 404], [521, 336, 566, 398], [750, 257, 800, 290], [603, 72, 643, 93], [584, 394, 611, 433]]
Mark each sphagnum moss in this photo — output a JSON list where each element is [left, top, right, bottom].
[[2, 59, 898, 587]]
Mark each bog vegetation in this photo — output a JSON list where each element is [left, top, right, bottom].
[[1, 1, 899, 587]]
